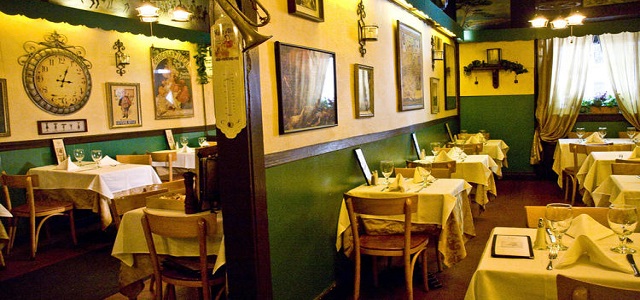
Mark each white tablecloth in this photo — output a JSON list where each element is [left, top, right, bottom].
[[592, 175, 640, 207], [465, 227, 640, 300], [336, 178, 475, 267], [151, 148, 196, 169], [577, 151, 632, 205]]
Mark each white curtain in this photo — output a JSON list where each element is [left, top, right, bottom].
[[599, 32, 640, 129]]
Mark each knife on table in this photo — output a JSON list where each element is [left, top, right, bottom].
[[626, 254, 640, 277]]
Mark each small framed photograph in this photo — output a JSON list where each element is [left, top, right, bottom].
[[0, 78, 9, 137], [354, 64, 374, 118], [52, 138, 67, 164], [396, 21, 424, 111], [288, 0, 324, 22], [165, 129, 176, 150], [105, 82, 142, 128], [430, 77, 440, 114], [487, 48, 502, 65]]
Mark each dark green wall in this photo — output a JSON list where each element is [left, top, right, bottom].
[[460, 94, 535, 175]]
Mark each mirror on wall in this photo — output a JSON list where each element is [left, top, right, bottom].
[[444, 43, 458, 110]]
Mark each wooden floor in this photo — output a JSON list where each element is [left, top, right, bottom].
[[1, 178, 569, 299]]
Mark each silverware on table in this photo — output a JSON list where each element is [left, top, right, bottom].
[[546, 228, 558, 270], [626, 254, 640, 277]]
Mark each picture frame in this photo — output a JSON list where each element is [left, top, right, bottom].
[[430, 77, 440, 114], [37, 119, 87, 135], [354, 64, 374, 118], [287, 0, 324, 22], [275, 42, 337, 134], [151, 47, 194, 120], [165, 129, 176, 150], [487, 48, 502, 65], [52, 138, 67, 164], [445, 122, 455, 143], [354, 148, 372, 186], [444, 43, 458, 111], [396, 21, 424, 111], [411, 133, 421, 160], [105, 82, 142, 128], [0, 78, 9, 137]]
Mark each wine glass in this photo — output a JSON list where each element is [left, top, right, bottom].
[[91, 150, 103, 168], [598, 126, 608, 141], [545, 203, 573, 251], [627, 127, 637, 140], [417, 162, 432, 187], [380, 160, 394, 185], [73, 148, 85, 166], [198, 136, 207, 147], [608, 204, 638, 254], [180, 136, 189, 151], [430, 142, 442, 156], [575, 127, 585, 143]]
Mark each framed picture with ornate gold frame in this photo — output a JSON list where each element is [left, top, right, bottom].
[[0, 78, 9, 137], [354, 64, 374, 118], [396, 21, 424, 111], [105, 82, 142, 128]]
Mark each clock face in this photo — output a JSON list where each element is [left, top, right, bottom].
[[23, 48, 92, 115]]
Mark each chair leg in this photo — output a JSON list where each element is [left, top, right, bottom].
[[570, 177, 577, 206], [371, 256, 379, 287], [7, 220, 16, 254], [30, 215, 36, 260], [421, 250, 429, 292], [404, 254, 413, 300], [353, 252, 361, 300], [68, 210, 78, 245]]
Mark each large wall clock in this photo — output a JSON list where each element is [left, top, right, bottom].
[[19, 31, 92, 115]]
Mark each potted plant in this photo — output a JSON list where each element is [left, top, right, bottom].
[[582, 92, 618, 114]]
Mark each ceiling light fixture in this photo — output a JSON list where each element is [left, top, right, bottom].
[[529, 1, 585, 30], [136, 1, 160, 23], [171, 1, 192, 22]]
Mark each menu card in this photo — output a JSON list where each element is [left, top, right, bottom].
[[491, 234, 534, 258]]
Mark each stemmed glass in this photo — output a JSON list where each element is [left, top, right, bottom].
[[180, 136, 189, 152], [91, 150, 103, 168], [430, 142, 442, 156], [608, 204, 638, 254], [198, 137, 207, 147], [627, 127, 637, 140], [576, 127, 585, 143], [73, 148, 85, 166], [417, 162, 432, 188], [380, 160, 394, 186], [598, 126, 608, 141], [545, 203, 573, 251]]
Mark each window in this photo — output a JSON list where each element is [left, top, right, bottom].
[[581, 37, 617, 113]]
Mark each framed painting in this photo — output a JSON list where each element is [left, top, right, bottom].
[[430, 77, 440, 114], [354, 64, 374, 118], [52, 138, 66, 164], [105, 82, 142, 128], [444, 43, 458, 111], [151, 47, 194, 120], [396, 21, 424, 111], [0, 79, 9, 137], [288, 0, 324, 22], [275, 42, 337, 134]]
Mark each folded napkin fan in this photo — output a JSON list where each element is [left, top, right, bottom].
[[434, 150, 454, 162], [388, 174, 406, 192], [584, 132, 605, 144], [555, 235, 633, 274], [99, 155, 120, 167], [629, 146, 640, 159], [55, 156, 80, 171], [566, 214, 614, 240]]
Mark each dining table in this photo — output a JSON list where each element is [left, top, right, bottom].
[[552, 138, 635, 187], [592, 175, 640, 208], [480, 139, 510, 170], [576, 151, 633, 206], [0, 203, 11, 268], [465, 227, 640, 300], [336, 178, 475, 268], [111, 206, 225, 299], [27, 162, 162, 229], [414, 154, 499, 207], [152, 148, 196, 169]]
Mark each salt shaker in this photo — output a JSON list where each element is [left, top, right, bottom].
[[533, 218, 548, 250]]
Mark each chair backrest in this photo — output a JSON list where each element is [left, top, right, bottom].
[[610, 144, 634, 151], [115, 154, 152, 165], [524, 206, 609, 228], [150, 151, 177, 181], [611, 163, 640, 175], [446, 142, 483, 155], [618, 131, 638, 139], [616, 158, 640, 164], [141, 210, 219, 300], [556, 274, 640, 300], [567, 132, 594, 138], [148, 178, 186, 193], [394, 167, 415, 178], [406, 160, 456, 178], [569, 143, 589, 169], [109, 188, 168, 229], [195, 145, 219, 211], [1, 171, 39, 211]]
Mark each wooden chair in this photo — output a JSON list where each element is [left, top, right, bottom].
[[406, 160, 456, 179], [616, 158, 640, 164], [446, 142, 483, 155], [556, 274, 640, 300], [115, 154, 152, 165], [109, 188, 168, 230], [141, 210, 225, 300], [150, 151, 178, 182], [1, 171, 77, 259], [394, 167, 416, 178], [611, 163, 640, 175], [344, 193, 429, 300], [563, 143, 588, 205], [618, 131, 638, 139], [524, 206, 609, 228], [147, 178, 186, 194], [610, 144, 635, 151]]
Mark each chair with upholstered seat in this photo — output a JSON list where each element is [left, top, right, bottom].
[[556, 274, 640, 300], [344, 193, 429, 300], [524, 206, 609, 228], [109, 188, 168, 230], [611, 163, 640, 175], [141, 210, 225, 300], [1, 171, 77, 260], [149, 151, 178, 182], [116, 154, 153, 165]]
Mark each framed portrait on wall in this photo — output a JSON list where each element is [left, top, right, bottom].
[[396, 21, 424, 111], [0, 78, 9, 137], [430, 77, 440, 114], [354, 64, 374, 118], [288, 0, 324, 22], [151, 47, 194, 120], [105, 82, 142, 128]]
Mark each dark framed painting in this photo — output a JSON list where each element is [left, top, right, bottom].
[[275, 42, 337, 134], [430, 77, 440, 114], [151, 47, 194, 120], [288, 0, 324, 22], [105, 82, 142, 128], [444, 43, 458, 111], [0, 78, 9, 137], [354, 64, 374, 118], [396, 21, 424, 111]]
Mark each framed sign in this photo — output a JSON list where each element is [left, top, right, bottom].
[[430, 77, 440, 114], [396, 21, 424, 111], [275, 42, 337, 134], [151, 47, 194, 119], [37, 119, 87, 135], [106, 82, 142, 128], [288, 0, 324, 22], [52, 138, 66, 164], [165, 129, 176, 150], [355, 64, 374, 118], [0, 78, 9, 137]]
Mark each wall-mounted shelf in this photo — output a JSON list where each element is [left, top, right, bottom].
[[463, 59, 528, 89], [466, 65, 503, 88]]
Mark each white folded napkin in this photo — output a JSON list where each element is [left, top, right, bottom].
[[413, 167, 423, 184], [55, 156, 80, 171], [555, 235, 633, 274], [465, 135, 479, 144], [629, 146, 640, 159], [99, 155, 120, 166], [566, 214, 614, 240], [388, 174, 406, 192], [585, 132, 605, 144], [434, 150, 454, 162]]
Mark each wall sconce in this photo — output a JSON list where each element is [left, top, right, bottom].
[[357, 0, 378, 57], [113, 39, 130, 76], [431, 36, 443, 70]]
